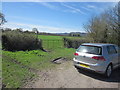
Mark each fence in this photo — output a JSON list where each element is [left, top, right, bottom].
[[41, 38, 88, 50], [42, 39, 64, 50]]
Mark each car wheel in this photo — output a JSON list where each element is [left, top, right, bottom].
[[74, 65, 78, 69], [74, 65, 80, 70], [105, 64, 112, 78]]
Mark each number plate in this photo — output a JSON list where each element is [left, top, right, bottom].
[[80, 64, 90, 68]]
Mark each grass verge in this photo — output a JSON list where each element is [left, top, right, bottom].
[[2, 35, 76, 88]]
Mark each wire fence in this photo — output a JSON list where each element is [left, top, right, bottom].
[[41, 38, 89, 50], [42, 39, 64, 50]]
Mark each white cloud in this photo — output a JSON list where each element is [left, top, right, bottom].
[[37, 2, 58, 10], [3, 22, 85, 33], [34, 2, 87, 14], [81, 6, 91, 11], [87, 5, 96, 9], [63, 9, 78, 13], [61, 3, 86, 15]]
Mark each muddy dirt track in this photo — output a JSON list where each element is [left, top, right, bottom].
[[25, 61, 120, 88]]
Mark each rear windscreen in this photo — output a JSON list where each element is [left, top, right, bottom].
[[77, 45, 102, 55]]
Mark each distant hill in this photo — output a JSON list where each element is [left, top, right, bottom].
[[55, 32, 87, 37], [39, 32, 87, 37]]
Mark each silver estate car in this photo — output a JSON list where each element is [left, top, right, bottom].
[[73, 43, 120, 77]]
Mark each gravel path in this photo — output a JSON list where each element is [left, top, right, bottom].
[[25, 61, 120, 88]]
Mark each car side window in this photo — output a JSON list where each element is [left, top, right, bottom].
[[107, 45, 117, 54], [115, 46, 120, 53], [118, 47, 120, 53]]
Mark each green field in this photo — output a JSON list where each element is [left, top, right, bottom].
[[38, 35, 82, 40], [38, 35, 64, 50], [38, 35, 63, 40], [38, 35, 82, 50], [2, 35, 77, 88]]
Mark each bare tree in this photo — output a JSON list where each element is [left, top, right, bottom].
[[0, 12, 6, 26], [32, 28, 39, 39], [84, 2, 120, 45], [84, 14, 108, 43], [105, 2, 120, 45]]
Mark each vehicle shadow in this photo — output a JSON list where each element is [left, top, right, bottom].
[[76, 67, 120, 83]]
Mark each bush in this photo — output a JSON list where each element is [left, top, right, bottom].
[[63, 37, 89, 49], [2, 30, 43, 51]]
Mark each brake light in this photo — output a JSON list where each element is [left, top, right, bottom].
[[92, 56, 106, 61], [74, 53, 79, 56]]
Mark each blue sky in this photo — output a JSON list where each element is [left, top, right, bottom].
[[2, 2, 117, 33]]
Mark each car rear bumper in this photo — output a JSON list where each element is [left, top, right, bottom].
[[73, 58, 107, 74]]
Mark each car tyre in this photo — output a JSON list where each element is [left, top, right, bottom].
[[105, 64, 112, 78], [74, 65, 80, 70], [74, 65, 79, 69]]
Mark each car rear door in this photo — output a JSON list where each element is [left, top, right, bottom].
[[114, 45, 120, 65], [107, 45, 118, 66]]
